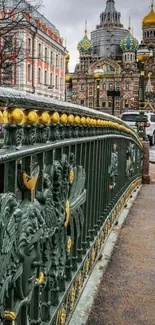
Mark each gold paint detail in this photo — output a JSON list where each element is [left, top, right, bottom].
[[0, 111, 3, 124], [36, 272, 44, 284], [66, 237, 72, 253], [80, 116, 86, 125], [60, 113, 67, 124], [3, 110, 8, 123], [84, 257, 90, 277], [69, 286, 76, 311], [58, 307, 66, 325], [64, 200, 70, 227], [67, 114, 74, 124], [69, 169, 74, 184], [74, 115, 81, 124], [140, 71, 145, 76], [38, 111, 50, 124], [23, 166, 39, 202], [23, 110, 38, 125], [76, 272, 82, 292], [90, 247, 96, 266], [51, 112, 60, 123], [4, 311, 16, 321], [86, 117, 90, 125], [8, 108, 24, 124]]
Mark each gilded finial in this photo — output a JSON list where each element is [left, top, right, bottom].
[[151, 0, 154, 9], [148, 72, 152, 79], [85, 20, 87, 36], [128, 17, 131, 33]]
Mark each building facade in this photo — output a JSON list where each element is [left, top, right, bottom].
[[65, 0, 155, 114], [0, 1, 67, 100]]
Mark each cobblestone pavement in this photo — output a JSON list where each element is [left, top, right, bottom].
[[86, 182, 155, 325]]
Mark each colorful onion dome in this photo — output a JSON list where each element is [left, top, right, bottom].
[[142, 2, 155, 28], [77, 21, 93, 53], [120, 20, 138, 51]]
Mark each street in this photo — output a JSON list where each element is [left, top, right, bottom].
[[149, 145, 155, 163]]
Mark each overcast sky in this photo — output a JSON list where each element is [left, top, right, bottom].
[[41, 0, 152, 71]]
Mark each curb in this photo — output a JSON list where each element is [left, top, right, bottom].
[[68, 185, 142, 325]]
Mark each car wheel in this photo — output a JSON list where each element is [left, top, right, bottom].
[[150, 133, 155, 146]]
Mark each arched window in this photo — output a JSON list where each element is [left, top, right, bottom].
[[127, 54, 129, 60], [124, 54, 127, 61], [130, 54, 132, 61], [126, 82, 129, 90]]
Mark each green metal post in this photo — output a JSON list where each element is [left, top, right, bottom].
[[96, 79, 100, 108]]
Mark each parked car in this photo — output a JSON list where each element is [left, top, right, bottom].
[[121, 111, 155, 146]]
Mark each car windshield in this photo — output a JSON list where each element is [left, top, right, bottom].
[[121, 114, 139, 122], [121, 113, 148, 122]]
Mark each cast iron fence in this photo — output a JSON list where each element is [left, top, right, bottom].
[[0, 88, 143, 325]]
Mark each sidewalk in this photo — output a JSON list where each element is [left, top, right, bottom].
[[86, 168, 155, 325]]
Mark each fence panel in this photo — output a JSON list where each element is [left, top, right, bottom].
[[0, 88, 143, 325]]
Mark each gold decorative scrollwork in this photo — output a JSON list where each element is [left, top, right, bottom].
[[64, 200, 70, 227], [69, 169, 74, 184], [84, 257, 90, 277], [90, 247, 96, 266], [100, 231, 105, 243], [56, 307, 67, 325], [95, 238, 101, 254], [4, 311, 16, 321], [76, 272, 83, 293], [66, 237, 72, 253], [69, 286, 76, 311], [36, 272, 44, 284]]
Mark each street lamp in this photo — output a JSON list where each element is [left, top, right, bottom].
[[136, 42, 150, 140], [94, 67, 104, 109]]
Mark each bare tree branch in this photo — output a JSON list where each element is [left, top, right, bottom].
[[0, 0, 42, 85]]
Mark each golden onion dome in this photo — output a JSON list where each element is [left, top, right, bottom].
[[142, 4, 155, 28], [65, 75, 71, 82], [65, 54, 70, 61]]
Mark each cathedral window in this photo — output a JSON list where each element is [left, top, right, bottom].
[[81, 84, 85, 90], [80, 99, 84, 105], [126, 82, 129, 90]]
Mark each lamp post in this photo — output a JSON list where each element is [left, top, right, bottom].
[[136, 42, 150, 140], [94, 68, 104, 109]]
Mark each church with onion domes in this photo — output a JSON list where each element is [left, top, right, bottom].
[[65, 0, 155, 115]]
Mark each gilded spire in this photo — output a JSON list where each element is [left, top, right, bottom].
[[128, 17, 131, 33], [85, 20, 87, 36], [151, 0, 154, 9]]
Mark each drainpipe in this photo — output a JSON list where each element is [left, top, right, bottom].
[[32, 28, 37, 94]]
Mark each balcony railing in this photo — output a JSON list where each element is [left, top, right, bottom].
[[0, 87, 143, 325]]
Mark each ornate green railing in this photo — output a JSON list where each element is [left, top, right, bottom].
[[0, 88, 142, 325]]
